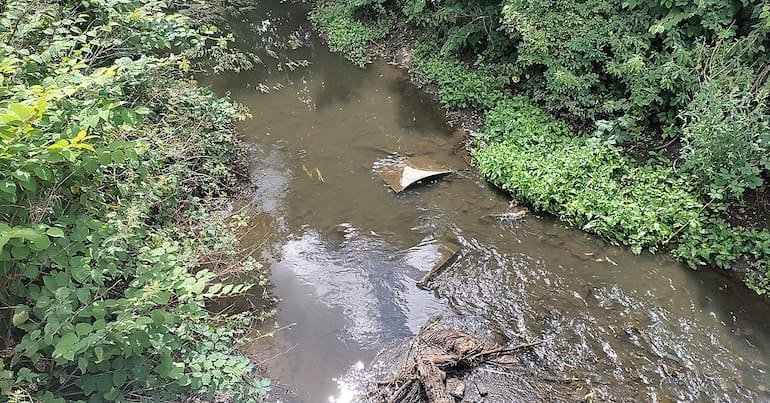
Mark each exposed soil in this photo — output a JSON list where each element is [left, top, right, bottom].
[[725, 189, 770, 230]]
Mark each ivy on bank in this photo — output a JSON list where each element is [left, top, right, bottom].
[[474, 97, 703, 255], [1, 0, 270, 400], [413, 47, 770, 296], [311, 1, 393, 66]]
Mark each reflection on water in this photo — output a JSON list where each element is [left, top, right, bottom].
[[204, 1, 770, 401]]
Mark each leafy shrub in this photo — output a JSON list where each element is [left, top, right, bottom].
[[320, 0, 770, 140], [492, 0, 768, 133], [0, 0, 271, 400], [474, 98, 703, 253], [411, 46, 508, 110], [401, 0, 511, 60], [679, 38, 770, 200], [312, 1, 393, 66]]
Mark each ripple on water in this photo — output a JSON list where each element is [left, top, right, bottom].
[[204, 1, 770, 400]]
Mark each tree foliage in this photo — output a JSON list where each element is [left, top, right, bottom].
[[0, 0, 270, 400]]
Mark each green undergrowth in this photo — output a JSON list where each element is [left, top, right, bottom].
[[311, 1, 393, 66], [416, 52, 770, 295], [1, 0, 272, 401], [474, 98, 703, 254], [675, 219, 770, 295], [411, 46, 507, 110]]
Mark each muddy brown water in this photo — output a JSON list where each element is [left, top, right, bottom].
[[202, 2, 770, 401]]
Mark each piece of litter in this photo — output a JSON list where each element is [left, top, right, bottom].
[[379, 155, 453, 193]]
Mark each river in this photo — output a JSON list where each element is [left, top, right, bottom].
[[201, 1, 770, 401]]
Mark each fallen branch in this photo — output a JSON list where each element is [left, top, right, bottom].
[[375, 325, 542, 403]]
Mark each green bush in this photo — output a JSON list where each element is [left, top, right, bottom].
[[313, 0, 770, 148], [474, 98, 704, 254], [675, 217, 770, 295], [411, 47, 507, 110], [679, 38, 770, 200], [0, 0, 270, 400], [312, 1, 393, 66]]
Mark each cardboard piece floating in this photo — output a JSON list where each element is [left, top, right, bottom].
[[379, 156, 454, 193]]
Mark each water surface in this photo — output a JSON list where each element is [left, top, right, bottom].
[[203, 2, 770, 401]]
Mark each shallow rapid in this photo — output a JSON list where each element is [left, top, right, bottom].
[[202, 2, 770, 401]]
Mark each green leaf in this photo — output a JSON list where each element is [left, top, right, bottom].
[[31, 166, 53, 181], [111, 150, 125, 163], [70, 264, 89, 284], [134, 106, 152, 115], [92, 319, 106, 330], [167, 363, 185, 380], [190, 277, 207, 294], [0, 181, 16, 195], [75, 323, 92, 336], [30, 233, 51, 251], [98, 151, 112, 165], [46, 227, 65, 238], [13, 170, 35, 192], [76, 288, 90, 303], [78, 357, 89, 374], [112, 370, 127, 387], [9, 103, 35, 121], [22, 264, 39, 278], [0, 233, 9, 251], [207, 283, 223, 295], [11, 245, 30, 258], [12, 309, 28, 326], [53, 332, 79, 361]]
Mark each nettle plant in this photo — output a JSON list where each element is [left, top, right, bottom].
[[0, 0, 270, 401]]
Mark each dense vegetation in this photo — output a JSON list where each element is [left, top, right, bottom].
[[0, 0, 271, 400], [312, 0, 770, 295]]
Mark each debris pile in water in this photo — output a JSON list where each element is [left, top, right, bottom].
[[365, 319, 581, 402]]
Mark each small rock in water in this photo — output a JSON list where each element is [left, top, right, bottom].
[[487, 208, 528, 221], [416, 236, 461, 289], [446, 378, 465, 398], [473, 375, 488, 396]]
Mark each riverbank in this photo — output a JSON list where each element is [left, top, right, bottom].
[[0, 0, 270, 400], [310, 0, 770, 298]]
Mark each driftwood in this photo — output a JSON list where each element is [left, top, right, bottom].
[[375, 324, 542, 403]]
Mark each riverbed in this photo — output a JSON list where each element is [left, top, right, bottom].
[[201, 1, 770, 401]]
